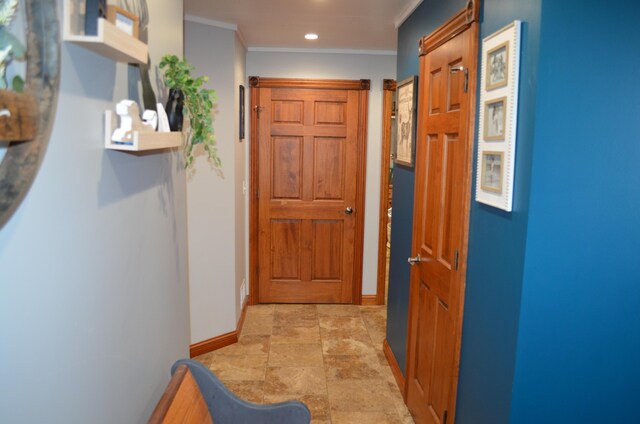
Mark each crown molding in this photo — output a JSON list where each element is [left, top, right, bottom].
[[247, 47, 397, 56], [184, 14, 237, 31], [394, 0, 424, 28]]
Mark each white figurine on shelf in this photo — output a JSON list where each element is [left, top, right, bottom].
[[156, 103, 171, 133], [142, 110, 158, 130], [111, 100, 154, 144]]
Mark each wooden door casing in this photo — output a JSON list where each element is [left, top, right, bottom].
[[249, 78, 370, 305], [405, 3, 479, 424]]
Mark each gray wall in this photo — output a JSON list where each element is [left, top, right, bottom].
[[0, 2, 189, 423], [185, 22, 248, 342]]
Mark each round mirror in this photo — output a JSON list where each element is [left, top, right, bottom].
[[0, 0, 60, 228]]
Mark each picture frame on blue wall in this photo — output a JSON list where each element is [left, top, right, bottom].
[[483, 97, 507, 140], [486, 41, 509, 91], [480, 151, 504, 193], [475, 20, 522, 212], [393, 76, 417, 168]]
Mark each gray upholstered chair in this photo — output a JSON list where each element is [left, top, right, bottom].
[[171, 359, 311, 424]]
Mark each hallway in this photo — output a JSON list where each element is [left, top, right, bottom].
[[194, 304, 414, 423]]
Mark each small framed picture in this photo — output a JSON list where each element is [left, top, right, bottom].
[[107, 5, 139, 39], [394, 76, 418, 168], [484, 97, 507, 141], [481, 151, 504, 193], [486, 41, 509, 90], [239, 85, 245, 140]]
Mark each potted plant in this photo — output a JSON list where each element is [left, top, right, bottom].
[[159, 54, 220, 169]]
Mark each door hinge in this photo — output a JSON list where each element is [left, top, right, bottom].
[[443, 410, 449, 424], [454, 250, 459, 271], [254, 105, 264, 117]]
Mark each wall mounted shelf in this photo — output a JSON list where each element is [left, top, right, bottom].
[[63, 0, 148, 64], [104, 111, 183, 152]]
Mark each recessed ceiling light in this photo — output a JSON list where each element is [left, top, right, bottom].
[[305, 33, 319, 40]]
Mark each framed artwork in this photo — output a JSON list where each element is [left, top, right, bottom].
[[480, 152, 504, 193], [486, 41, 509, 90], [475, 21, 522, 212], [107, 5, 140, 38], [394, 76, 417, 167], [239, 85, 245, 140], [483, 97, 507, 140]]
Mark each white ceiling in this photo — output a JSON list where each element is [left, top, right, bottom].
[[184, 0, 423, 51]]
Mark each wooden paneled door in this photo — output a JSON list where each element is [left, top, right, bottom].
[[249, 78, 370, 304], [405, 3, 480, 424]]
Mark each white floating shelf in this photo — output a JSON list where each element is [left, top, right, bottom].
[[104, 111, 183, 152], [64, 0, 148, 64]]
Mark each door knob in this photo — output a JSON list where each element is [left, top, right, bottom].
[[345, 207, 354, 215], [407, 255, 422, 266]]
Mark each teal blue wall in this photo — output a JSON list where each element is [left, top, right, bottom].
[[509, 1, 640, 422], [456, 1, 542, 423], [389, 0, 639, 422]]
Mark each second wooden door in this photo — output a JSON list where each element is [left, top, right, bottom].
[[405, 5, 479, 424], [254, 79, 368, 303]]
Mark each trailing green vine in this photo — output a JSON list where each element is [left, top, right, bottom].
[[159, 54, 220, 170]]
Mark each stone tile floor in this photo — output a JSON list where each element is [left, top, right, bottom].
[[194, 304, 415, 424]]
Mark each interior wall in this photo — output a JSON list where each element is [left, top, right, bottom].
[[185, 22, 247, 343], [455, 0, 542, 422], [247, 50, 397, 296], [234, 35, 248, 320], [0, 2, 189, 423], [509, 1, 640, 422]]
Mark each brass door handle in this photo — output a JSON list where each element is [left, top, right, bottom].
[[345, 207, 354, 215]]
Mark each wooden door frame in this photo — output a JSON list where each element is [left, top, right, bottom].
[[248, 77, 371, 305], [374, 79, 397, 305], [403, 0, 480, 421]]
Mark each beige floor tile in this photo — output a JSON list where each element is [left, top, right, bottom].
[[274, 309, 319, 328], [400, 411, 416, 424], [264, 393, 330, 420], [317, 304, 361, 316], [322, 336, 376, 356], [362, 311, 387, 344], [268, 343, 324, 367], [264, 366, 327, 396], [241, 314, 274, 335], [271, 325, 321, 344], [222, 380, 264, 404], [275, 304, 318, 315], [324, 354, 385, 380], [215, 335, 270, 356], [194, 303, 411, 422], [245, 304, 275, 316], [319, 316, 371, 342], [377, 349, 391, 367], [319, 316, 368, 333], [388, 381, 411, 416], [331, 411, 405, 424], [327, 379, 397, 412], [193, 351, 216, 367], [208, 354, 268, 381]]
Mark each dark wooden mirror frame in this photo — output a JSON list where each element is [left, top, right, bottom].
[[0, 0, 60, 229]]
